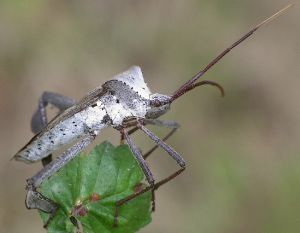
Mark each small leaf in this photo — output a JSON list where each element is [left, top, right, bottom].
[[39, 141, 152, 233]]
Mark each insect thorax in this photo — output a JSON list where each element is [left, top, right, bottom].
[[101, 80, 150, 125]]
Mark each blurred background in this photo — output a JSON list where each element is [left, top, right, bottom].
[[1, 0, 299, 232]]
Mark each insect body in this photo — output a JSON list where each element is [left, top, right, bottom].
[[13, 4, 292, 229], [14, 66, 156, 163], [14, 66, 178, 227]]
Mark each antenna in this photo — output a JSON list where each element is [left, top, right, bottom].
[[169, 4, 294, 102]]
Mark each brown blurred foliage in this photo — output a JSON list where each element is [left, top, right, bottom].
[[0, 1, 299, 233]]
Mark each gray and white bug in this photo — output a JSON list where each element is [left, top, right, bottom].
[[13, 5, 292, 228]]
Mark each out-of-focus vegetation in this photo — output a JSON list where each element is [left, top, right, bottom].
[[1, 1, 299, 233]]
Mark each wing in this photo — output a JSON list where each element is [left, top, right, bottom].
[[14, 66, 147, 157], [13, 86, 107, 158], [32, 66, 149, 137], [35, 86, 107, 138], [45, 86, 107, 131]]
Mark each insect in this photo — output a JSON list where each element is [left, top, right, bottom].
[[13, 4, 292, 229]]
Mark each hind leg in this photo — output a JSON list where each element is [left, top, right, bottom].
[[31, 92, 75, 166], [113, 121, 182, 226], [27, 92, 75, 227], [26, 133, 97, 228], [118, 119, 179, 210]]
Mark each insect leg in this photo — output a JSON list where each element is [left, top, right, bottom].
[[119, 120, 179, 216], [114, 123, 180, 226], [25, 132, 97, 228], [137, 123, 185, 168], [137, 122, 185, 211], [119, 119, 147, 143], [143, 127, 177, 159], [27, 132, 97, 190], [113, 128, 155, 226], [120, 128, 154, 186], [31, 92, 75, 166], [123, 126, 177, 159], [113, 158, 184, 227], [143, 119, 180, 129], [121, 119, 179, 155], [113, 184, 152, 227], [140, 119, 180, 159], [31, 92, 75, 134], [120, 126, 138, 143], [25, 189, 58, 228]]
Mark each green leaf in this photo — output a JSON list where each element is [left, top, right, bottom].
[[38, 141, 152, 233]]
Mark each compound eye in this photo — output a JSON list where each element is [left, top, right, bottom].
[[150, 99, 161, 107]]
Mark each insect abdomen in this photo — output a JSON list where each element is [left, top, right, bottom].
[[14, 103, 109, 163], [14, 117, 87, 163]]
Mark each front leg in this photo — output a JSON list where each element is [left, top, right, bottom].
[[114, 128, 157, 227], [119, 128, 155, 186], [137, 123, 185, 167], [114, 123, 185, 226], [120, 119, 180, 149], [141, 119, 180, 159]]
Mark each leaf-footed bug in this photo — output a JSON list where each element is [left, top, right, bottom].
[[13, 4, 293, 228]]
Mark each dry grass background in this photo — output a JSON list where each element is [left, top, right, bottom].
[[0, 0, 300, 232]]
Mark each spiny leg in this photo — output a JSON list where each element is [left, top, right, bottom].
[[143, 127, 177, 159], [120, 119, 180, 155], [137, 122, 185, 168], [25, 190, 58, 227], [139, 127, 179, 212], [120, 126, 139, 144], [31, 91, 75, 134], [26, 92, 75, 227], [120, 128, 154, 186], [141, 119, 180, 159], [126, 121, 179, 159], [143, 119, 180, 129], [117, 120, 179, 215], [114, 123, 184, 226], [137, 122, 185, 211], [128, 126, 179, 211], [114, 128, 155, 227], [31, 92, 75, 166], [119, 119, 146, 144], [116, 122, 178, 219], [26, 132, 97, 228], [113, 166, 185, 225]]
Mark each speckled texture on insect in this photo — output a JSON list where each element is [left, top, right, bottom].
[[14, 66, 170, 163]]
